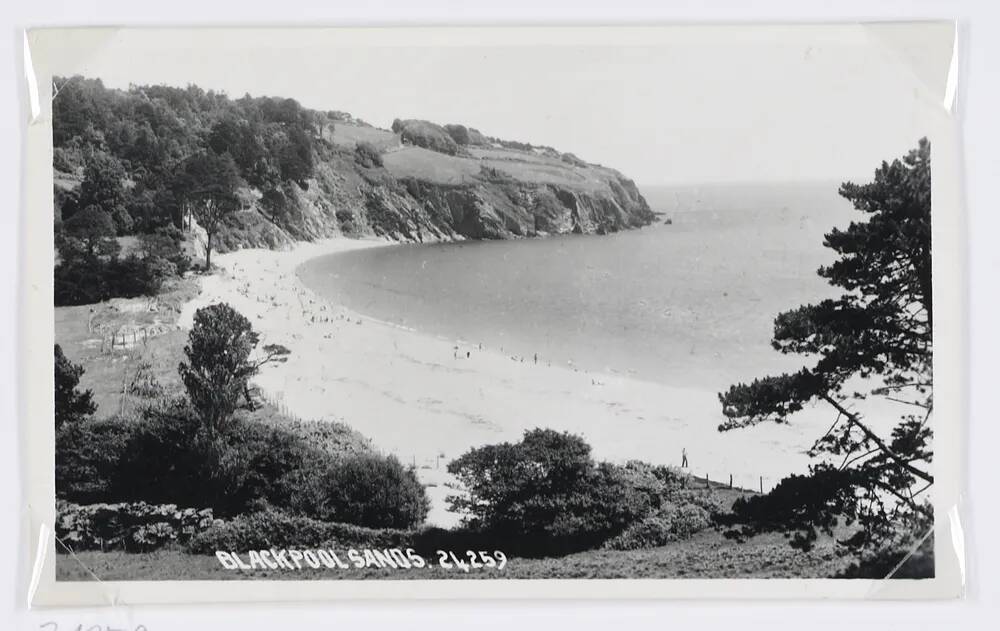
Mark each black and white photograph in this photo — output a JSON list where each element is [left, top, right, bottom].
[[19, 23, 965, 602]]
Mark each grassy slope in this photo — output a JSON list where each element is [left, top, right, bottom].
[[54, 276, 200, 417], [382, 145, 614, 192], [381, 146, 482, 185], [55, 530, 850, 581], [331, 121, 619, 192], [330, 124, 401, 151]]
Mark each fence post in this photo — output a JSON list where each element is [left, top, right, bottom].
[[759, 476, 763, 494], [729, 474, 733, 488]]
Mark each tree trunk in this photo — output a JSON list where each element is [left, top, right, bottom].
[[205, 231, 213, 270]]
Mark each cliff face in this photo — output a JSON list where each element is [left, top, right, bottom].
[[213, 121, 655, 251], [396, 176, 651, 240]]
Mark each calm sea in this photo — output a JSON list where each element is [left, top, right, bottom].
[[298, 182, 859, 391]]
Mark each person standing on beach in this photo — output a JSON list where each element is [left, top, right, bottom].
[[681, 447, 689, 468]]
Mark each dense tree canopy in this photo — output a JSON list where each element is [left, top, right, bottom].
[[718, 139, 933, 566], [53, 76, 328, 236], [52, 77, 335, 305]]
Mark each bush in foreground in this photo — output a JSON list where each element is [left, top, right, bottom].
[[604, 503, 712, 551], [56, 399, 430, 528], [110, 400, 319, 516], [284, 452, 429, 529], [56, 416, 133, 503], [185, 508, 412, 554], [447, 429, 671, 554], [56, 500, 217, 552]]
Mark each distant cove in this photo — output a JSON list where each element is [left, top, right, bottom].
[[297, 182, 856, 391]]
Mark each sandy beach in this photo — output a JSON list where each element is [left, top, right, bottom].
[[178, 237, 832, 527]]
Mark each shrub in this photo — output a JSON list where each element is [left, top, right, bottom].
[[139, 226, 192, 275], [112, 400, 322, 517], [54, 345, 95, 429], [56, 399, 301, 515], [126, 361, 165, 399], [185, 508, 411, 554], [56, 500, 217, 552], [280, 418, 370, 457], [616, 460, 682, 504], [603, 503, 712, 551], [217, 418, 326, 514], [108, 399, 205, 503], [354, 141, 383, 168], [668, 503, 713, 538], [391, 119, 460, 156], [284, 452, 429, 529], [443, 124, 470, 146], [668, 487, 737, 519], [447, 429, 657, 553], [603, 515, 676, 550], [54, 250, 182, 306], [543, 461, 657, 550], [107, 254, 177, 297], [56, 396, 415, 527], [54, 255, 111, 306], [721, 468, 855, 551], [56, 416, 133, 503]]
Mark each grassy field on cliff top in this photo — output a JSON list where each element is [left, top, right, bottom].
[[331, 121, 616, 191], [330, 123, 401, 151]]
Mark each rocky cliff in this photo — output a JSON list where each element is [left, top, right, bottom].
[[212, 120, 654, 251]]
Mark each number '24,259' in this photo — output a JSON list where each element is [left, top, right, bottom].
[[436, 550, 507, 572]]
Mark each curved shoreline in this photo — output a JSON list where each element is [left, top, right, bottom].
[[179, 237, 824, 526]]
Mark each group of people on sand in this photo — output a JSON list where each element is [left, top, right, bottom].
[[227, 264, 361, 343], [452, 343, 547, 368]]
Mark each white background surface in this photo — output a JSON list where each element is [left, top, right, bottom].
[[2, 1, 997, 629]]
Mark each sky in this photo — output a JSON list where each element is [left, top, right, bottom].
[[34, 25, 954, 185]]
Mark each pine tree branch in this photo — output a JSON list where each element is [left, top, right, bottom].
[[819, 392, 933, 484]]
